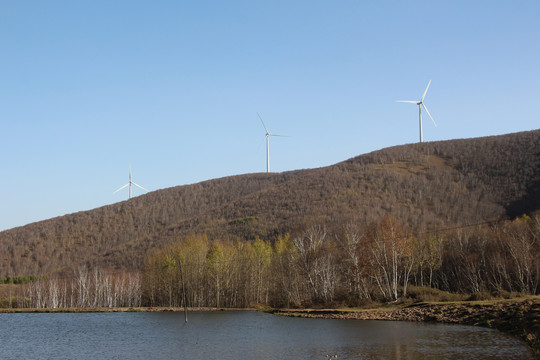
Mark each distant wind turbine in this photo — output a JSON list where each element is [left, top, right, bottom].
[[396, 80, 437, 142], [113, 162, 148, 199], [257, 113, 288, 173]]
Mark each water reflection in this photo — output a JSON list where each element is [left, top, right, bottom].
[[0, 311, 534, 359]]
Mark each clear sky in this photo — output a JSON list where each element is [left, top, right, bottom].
[[1, 1, 539, 231]]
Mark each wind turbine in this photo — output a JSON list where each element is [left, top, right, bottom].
[[396, 80, 437, 142], [113, 162, 148, 199], [257, 112, 287, 173]]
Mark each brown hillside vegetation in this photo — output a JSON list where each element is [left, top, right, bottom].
[[1, 129, 539, 277]]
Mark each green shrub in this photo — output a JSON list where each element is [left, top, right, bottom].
[[492, 289, 525, 299], [467, 291, 492, 301], [406, 286, 465, 302], [229, 216, 260, 225], [1, 275, 37, 284], [0, 297, 19, 308]]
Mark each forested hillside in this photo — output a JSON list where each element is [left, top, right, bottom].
[[1, 129, 539, 277]]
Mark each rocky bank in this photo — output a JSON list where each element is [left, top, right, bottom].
[[275, 298, 540, 358]]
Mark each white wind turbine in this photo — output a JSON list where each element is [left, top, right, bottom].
[[113, 162, 148, 199], [396, 80, 437, 142], [257, 112, 287, 173]]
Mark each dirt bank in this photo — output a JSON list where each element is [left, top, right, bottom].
[[275, 297, 540, 358]]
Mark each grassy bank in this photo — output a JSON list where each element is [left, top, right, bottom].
[[274, 296, 540, 358]]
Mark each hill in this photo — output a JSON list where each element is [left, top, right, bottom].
[[1, 129, 539, 277]]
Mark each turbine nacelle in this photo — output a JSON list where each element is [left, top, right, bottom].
[[257, 113, 288, 173], [113, 162, 148, 199], [396, 80, 437, 142]]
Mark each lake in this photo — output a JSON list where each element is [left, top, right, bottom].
[[0, 311, 534, 359]]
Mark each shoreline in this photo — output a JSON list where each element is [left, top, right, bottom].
[[274, 297, 540, 358], [0, 306, 251, 313]]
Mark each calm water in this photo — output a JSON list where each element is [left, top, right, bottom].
[[0, 311, 534, 359]]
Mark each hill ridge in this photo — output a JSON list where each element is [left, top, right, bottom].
[[1, 129, 539, 276]]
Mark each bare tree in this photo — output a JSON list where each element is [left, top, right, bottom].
[[368, 216, 413, 301], [337, 223, 371, 300], [76, 265, 90, 307], [293, 226, 336, 303]]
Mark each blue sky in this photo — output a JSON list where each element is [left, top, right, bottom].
[[1, 1, 539, 231]]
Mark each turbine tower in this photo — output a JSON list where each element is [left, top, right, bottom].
[[113, 162, 148, 199], [397, 80, 437, 142], [257, 113, 287, 173]]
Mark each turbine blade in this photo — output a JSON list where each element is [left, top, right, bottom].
[[257, 112, 269, 133], [422, 103, 437, 126], [421, 80, 431, 101], [113, 183, 129, 194], [132, 182, 149, 192], [269, 133, 289, 137], [396, 100, 420, 104]]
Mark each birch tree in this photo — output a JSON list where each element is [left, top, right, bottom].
[[337, 223, 371, 300], [293, 226, 336, 303], [368, 215, 413, 301], [206, 243, 225, 308]]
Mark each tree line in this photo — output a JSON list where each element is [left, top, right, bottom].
[[2, 214, 538, 309], [1, 267, 141, 309], [142, 214, 540, 308]]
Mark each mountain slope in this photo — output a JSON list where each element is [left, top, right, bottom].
[[1, 129, 539, 277]]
